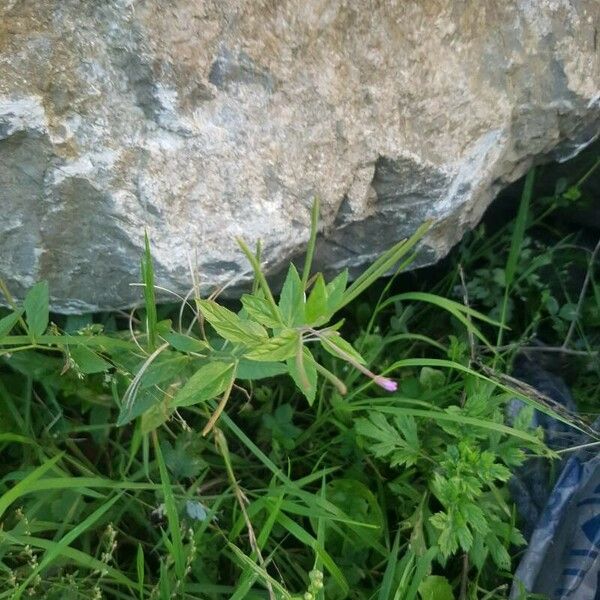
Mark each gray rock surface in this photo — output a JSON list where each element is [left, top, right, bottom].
[[0, 0, 598, 312]]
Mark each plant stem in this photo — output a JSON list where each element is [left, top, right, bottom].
[[562, 236, 600, 350], [302, 197, 320, 289]]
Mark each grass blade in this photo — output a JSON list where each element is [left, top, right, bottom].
[[496, 169, 534, 351], [141, 231, 158, 351], [0, 453, 62, 519], [152, 431, 185, 579], [137, 543, 145, 600], [273, 509, 349, 595], [341, 221, 431, 309], [378, 528, 402, 600]]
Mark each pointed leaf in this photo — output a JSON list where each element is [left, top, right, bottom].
[[326, 269, 348, 315], [141, 395, 175, 433], [305, 274, 328, 324], [117, 388, 164, 427], [505, 169, 534, 287], [138, 355, 192, 390], [241, 294, 282, 328], [244, 329, 299, 362], [278, 264, 305, 326], [70, 346, 111, 374], [161, 330, 209, 353], [320, 332, 366, 364], [141, 231, 158, 350], [0, 308, 23, 341], [287, 347, 318, 405], [24, 281, 49, 338], [340, 221, 430, 309], [237, 359, 288, 380], [173, 361, 235, 408], [198, 299, 267, 344]]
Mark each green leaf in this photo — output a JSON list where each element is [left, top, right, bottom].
[[153, 432, 185, 578], [340, 221, 430, 309], [244, 329, 299, 362], [543, 293, 559, 315], [287, 346, 318, 405], [136, 544, 145, 600], [419, 367, 445, 390], [305, 273, 328, 324], [325, 269, 348, 315], [161, 330, 209, 353], [378, 529, 402, 600], [156, 319, 172, 336], [356, 412, 420, 468], [0, 308, 23, 341], [319, 331, 366, 365], [559, 302, 578, 321], [418, 576, 454, 600], [236, 359, 288, 380], [161, 437, 206, 479], [273, 510, 349, 595], [262, 403, 302, 449], [24, 281, 49, 338], [141, 395, 174, 434], [0, 453, 63, 519], [325, 478, 384, 538], [506, 169, 534, 287], [198, 299, 267, 344], [406, 547, 439, 600], [138, 355, 192, 390], [563, 185, 581, 201], [241, 294, 282, 328], [117, 388, 165, 427], [279, 264, 305, 326], [172, 361, 235, 408], [236, 237, 282, 324], [70, 345, 111, 374], [486, 532, 511, 570], [513, 404, 534, 431], [380, 291, 500, 351]]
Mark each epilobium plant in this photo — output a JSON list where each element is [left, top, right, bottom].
[[121, 200, 429, 433]]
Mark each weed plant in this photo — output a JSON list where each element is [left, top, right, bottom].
[[0, 148, 598, 599]]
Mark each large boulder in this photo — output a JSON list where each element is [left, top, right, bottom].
[[1, 0, 598, 312]]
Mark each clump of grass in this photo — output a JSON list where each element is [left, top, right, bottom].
[[0, 146, 598, 599]]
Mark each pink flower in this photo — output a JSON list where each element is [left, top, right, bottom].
[[374, 376, 398, 392]]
